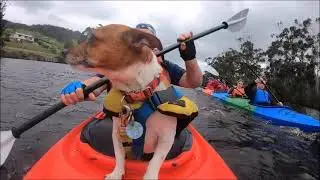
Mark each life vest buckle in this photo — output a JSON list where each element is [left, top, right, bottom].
[[119, 105, 133, 128]]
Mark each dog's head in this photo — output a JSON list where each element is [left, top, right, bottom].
[[66, 24, 163, 71]]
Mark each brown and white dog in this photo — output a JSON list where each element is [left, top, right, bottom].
[[66, 24, 187, 180]]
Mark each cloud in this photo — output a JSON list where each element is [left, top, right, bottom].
[[3, 1, 320, 67], [12, 1, 55, 13]]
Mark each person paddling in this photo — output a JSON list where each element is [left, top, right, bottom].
[[60, 23, 203, 106], [205, 78, 229, 92], [244, 77, 283, 106], [228, 79, 247, 98], [59, 23, 203, 161]]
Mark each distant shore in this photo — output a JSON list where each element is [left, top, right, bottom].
[[1, 47, 65, 64]]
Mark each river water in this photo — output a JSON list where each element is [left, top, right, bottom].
[[0, 58, 319, 180]]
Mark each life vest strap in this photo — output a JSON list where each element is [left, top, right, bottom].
[[147, 86, 181, 109], [123, 71, 170, 104]]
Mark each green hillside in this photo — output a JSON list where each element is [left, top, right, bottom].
[[3, 20, 84, 44], [1, 20, 85, 62]]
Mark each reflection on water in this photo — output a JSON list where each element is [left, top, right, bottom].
[[1, 58, 319, 180]]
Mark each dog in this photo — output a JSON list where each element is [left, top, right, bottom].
[[66, 24, 198, 180]]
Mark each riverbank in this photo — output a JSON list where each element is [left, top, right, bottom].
[[1, 47, 65, 64]]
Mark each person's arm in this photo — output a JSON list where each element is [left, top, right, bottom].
[[176, 32, 202, 88], [178, 59, 203, 88]]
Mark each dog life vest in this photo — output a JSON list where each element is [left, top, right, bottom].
[[103, 61, 199, 159]]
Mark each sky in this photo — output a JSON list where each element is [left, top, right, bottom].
[[3, 1, 320, 70]]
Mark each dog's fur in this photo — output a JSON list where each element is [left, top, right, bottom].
[[67, 24, 178, 179]]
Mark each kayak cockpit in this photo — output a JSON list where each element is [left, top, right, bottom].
[[79, 117, 193, 160]]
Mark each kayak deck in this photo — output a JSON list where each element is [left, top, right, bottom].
[[24, 113, 236, 179], [212, 93, 320, 132]]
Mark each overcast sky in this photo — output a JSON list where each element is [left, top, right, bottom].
[[4, 1, 320, 69]]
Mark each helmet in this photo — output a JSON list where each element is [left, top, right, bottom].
[[136, 23, 156, 35]]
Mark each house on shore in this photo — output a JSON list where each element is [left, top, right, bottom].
[[10, 32, 35, 43]]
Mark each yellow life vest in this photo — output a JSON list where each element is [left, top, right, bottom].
[[103, 87, 198, 119], [103, 64, 198, 119]]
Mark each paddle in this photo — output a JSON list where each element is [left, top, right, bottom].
[[198, 61, 220, 76], [158, 8, 249, 82], [158, 8, 249, 56], [0, 8, 250, 166]]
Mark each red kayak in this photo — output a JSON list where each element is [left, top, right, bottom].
[[24, 112, 236, 179]]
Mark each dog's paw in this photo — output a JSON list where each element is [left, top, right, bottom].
[[143, 172, 158, 180], [104, 171, 124, 180]]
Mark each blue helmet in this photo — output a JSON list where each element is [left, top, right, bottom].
[[136, 23, 156, 35]]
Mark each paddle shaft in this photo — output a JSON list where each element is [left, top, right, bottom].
[[157, 22, 228, 56], [10, 20, 234, 139], [11, 77, 109, 138], [243, 63, 280, 103]]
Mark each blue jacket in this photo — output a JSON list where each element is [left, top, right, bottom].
[[244, 82, 276, 105]]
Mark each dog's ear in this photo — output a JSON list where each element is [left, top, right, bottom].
[[121, 28, 163, 53], [86, 30, 97, 44], [66, 42, 88, 65]]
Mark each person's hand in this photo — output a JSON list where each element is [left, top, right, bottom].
[[177, 32, 196, 61], [277, 102, 283, 106], [60, 81, 96, 105]]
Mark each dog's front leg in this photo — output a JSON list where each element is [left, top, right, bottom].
[[105, 117, 125, 180], [144, 113, 177, 180]]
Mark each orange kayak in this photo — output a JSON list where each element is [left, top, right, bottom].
[[202, 88, 214, 96], [24, 112, 236, 179]]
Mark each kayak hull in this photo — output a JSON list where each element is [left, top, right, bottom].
[[212, 93, 320, 132], [24, 112, 236, 179]]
